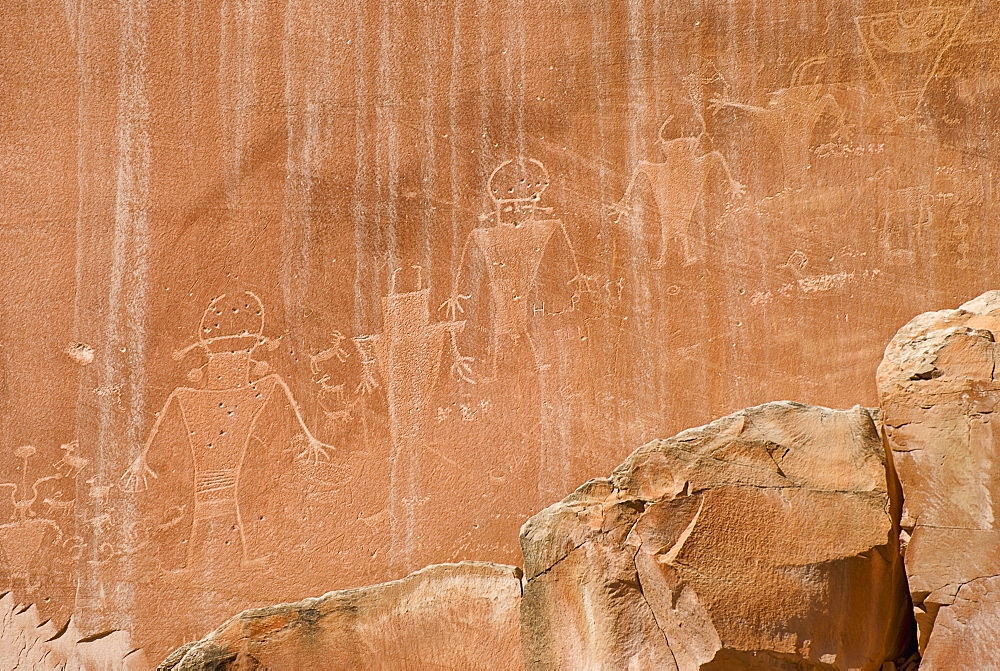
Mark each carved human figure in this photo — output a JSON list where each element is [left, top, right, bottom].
[[121, 291, 335, 569], [613, 118, 745, 267], [349, 267, 465, 571], [856, 4, 973, 116], [443, 158, 590, 377], [440, 158, 594, 508]]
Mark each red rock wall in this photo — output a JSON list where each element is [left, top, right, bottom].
[[1, 0, 998, 661]]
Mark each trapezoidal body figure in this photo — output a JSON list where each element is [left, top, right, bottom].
[[121, 291, 336, 571], [613, 117, 745, 268], [443, 157, 589, 379], [441, 158, 595, 508], [353, 267, 465, 572]]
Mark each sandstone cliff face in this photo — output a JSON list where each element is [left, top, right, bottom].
[[519, 402, 910, 670], [877, 290, 1000, 665], [5, 1, 1000, 659], [0, 592, 145, 670], [158, 562, 523, 670]]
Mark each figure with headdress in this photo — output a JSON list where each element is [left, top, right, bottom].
[[437, 158, 595, 512], [612, 115, 745, 268], [442, 157, 591, 378], [121, 291, 336, 570]]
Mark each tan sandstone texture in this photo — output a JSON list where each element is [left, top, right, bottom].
[[877, 290, 1000, 665], [158, 561, 523, 670], [4, 0, 1000, 659], [520, 402, 911, 670], [0, 592, 146, 669]]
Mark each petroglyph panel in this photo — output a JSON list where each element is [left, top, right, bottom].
[[2, 0, 1000, 663]]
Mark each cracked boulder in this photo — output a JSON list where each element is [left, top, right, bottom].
[[877, 290, 1000, 664], [520, 402, 911, 670], [158, 561, 523, 670]]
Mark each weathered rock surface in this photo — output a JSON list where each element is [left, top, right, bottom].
[[877, 290, 1000, 663], [0, 592, 146, 670], [520, 402, 910, 670], [159, 561, 523, 670]]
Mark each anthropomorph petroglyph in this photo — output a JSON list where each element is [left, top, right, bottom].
[[708, 61, 861, 190], [443, 158, 592, 377], [121, 291, 336, 568], [612, 116, 745, 267], [353, 267, 466, 571]]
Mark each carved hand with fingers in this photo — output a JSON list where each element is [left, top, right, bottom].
[[439, 294, 471, 322], [568, 273, 597, 296], [606, 200, 632, 223], [728, 180, 747, 201], [451, 355, 477, 385], [294, 434, 334, 465], [121, 456, 158, 493]]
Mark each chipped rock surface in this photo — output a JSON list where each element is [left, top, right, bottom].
[[158, 561, 523, 670], [877, 290, 1000, 660], [0, 592, 146, 670], [519, 402, 910, 670], [917, 575, 1000, 670]]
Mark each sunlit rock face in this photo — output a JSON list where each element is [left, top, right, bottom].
[[519, 403, 911, 670], [878, 291, 1000, 663], [158, 562, 524, 670], [4, 0, 1000, 662], [0, 592, 146, 670]]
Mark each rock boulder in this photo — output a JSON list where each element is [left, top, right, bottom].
[[159, 562, 523, 670], [520, 402, 911, 670], [877, 290, 1000, 663]]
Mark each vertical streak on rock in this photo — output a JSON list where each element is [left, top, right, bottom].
[[377, 1, 400, 272], [626, 0, 647, 206], [447, 0, 462, 282], [218, 0, 233, 209], [420, 2, 438, 282], [61, 0, 78, 45], [218, 0, 260, 213], [283, 0, 334, 343], [626, 0, 657, 435], [105, 0, 150, 621], [73, 3, 86, 334], [475, 0, 490, 200], [376, 0, 407, 573], [499, 4, 513, 152], [72, 0, 90, 620], [352, 0, 370, 333], [281, 0, 309, 351], [587, 1, 616, 449], [515, 0, 526, 157]]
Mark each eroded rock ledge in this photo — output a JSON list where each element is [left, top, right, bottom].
[[0, 592, 146, 669], [148, 292, 1000, 668], [159, 561, 523, 670], [521, 402, 911, 670]]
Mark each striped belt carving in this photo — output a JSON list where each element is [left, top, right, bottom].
[[195, 469, 237, 494]]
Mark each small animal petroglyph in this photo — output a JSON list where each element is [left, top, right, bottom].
[[0, 445, 67, 589], [54, 441, 88, 477]]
